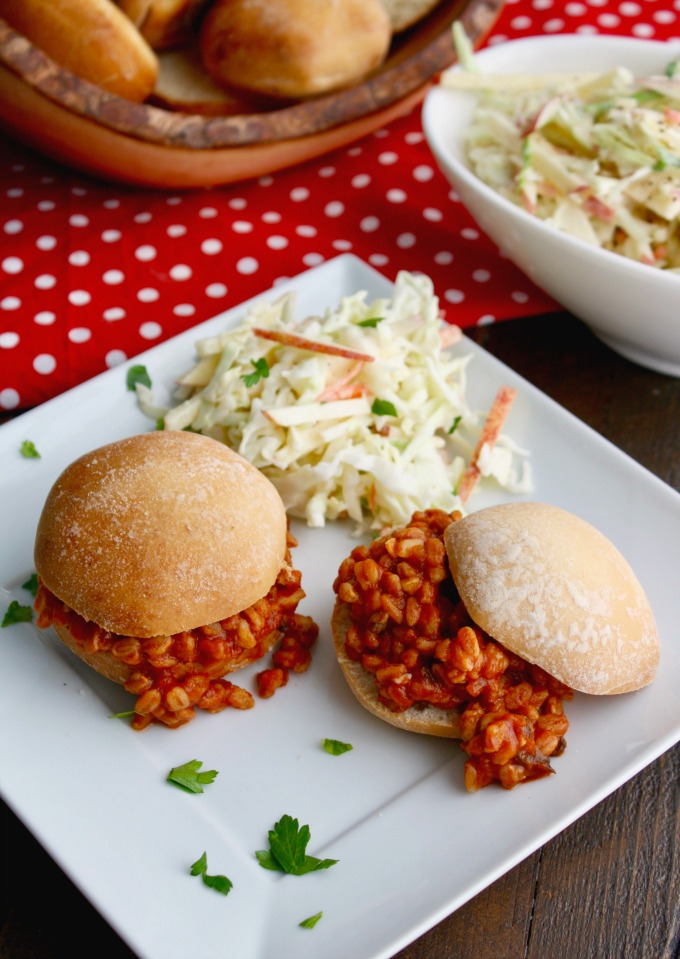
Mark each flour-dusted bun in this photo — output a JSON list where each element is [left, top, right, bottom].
[[444, 502, 660, 695], [331, 602, 462, 738], [0, 0, 159, 101], [199, 0, 392, 100], [118, 0, 210, 49], [34, 430, 287, 638], [379, 0, 442, 32]]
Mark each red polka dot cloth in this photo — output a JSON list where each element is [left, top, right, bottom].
[[1, 0, 679, 411]]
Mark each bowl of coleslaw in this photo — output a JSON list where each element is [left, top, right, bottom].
[[422, 32, 680, 377]]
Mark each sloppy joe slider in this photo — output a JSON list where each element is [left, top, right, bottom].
[[34, 430, 318, 729], [332, 502, 659, 790]]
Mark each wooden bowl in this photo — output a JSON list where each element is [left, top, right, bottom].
[[0, 0, 503, 188]]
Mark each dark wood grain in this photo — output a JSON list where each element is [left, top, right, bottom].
[[1, 311, 679, 959]]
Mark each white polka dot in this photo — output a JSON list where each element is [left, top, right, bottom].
[[405, 131, 424, 145], [0, 388, 20, 410], [511, 291, 530, 304], [140, 322, 162, 339], [41, 177, 55, 184], [228, 198, 247, 210], [423, 207, 443, 222], [348, 147, 363, 156], [232, 220, 253, 234], [134, 212, 153, 224], [37, 201, 55, 212], [352, 174, 371, 189], [544, 17, 565, 30], [652, 8, 675, 21], [69, 214, 89, 227], [206, 282, 228, 298], [378, 151, 398, 165], [1, 296, 21, 310], [290, 187, 310, 202], [35, 274, 56, 290], [138, 288, 160, 303], [374, 129, 389, 138], [103, 307, 125, 321], [72, 187, 87, 197], [166, 197, 182, 206], [477, 314, 496, 326], [103, 269, 125, 285], [36, 235, 57, 251], [444, 289, 465, 304], [68, 327, 91, 343], [360, 216, 380, 232], [319, 166, 336, 177], [199, 206, 219, 218], [413, 165, 435, 182], [173, 303, 196, 317], [510, 14, 532, 28], [397, 233, 416, 249], [532, 0, 552, 7], [69, 250, 90, 267], [170, 264, 192, 281], [461, 228, 480, 240], [101, 229, 122, 243], [167, 224, 187, 237], [4, 219, 23, 234], [597, 12, 620, 26], [564, 1, 586, 12], [296, 225, 317, 238], [386, 189, 407, 203], [2, 256, 23, 274], [34, 311, 56, 325], [258, 176, 274, 187], [368, 253, 389, 267], [575, 22, 598, 31], [102, 199, 120, 209], [266, 235, 288, 250], [34, 353, 57, 374], [201, 239, 223, 255], [105, 349, 127, 367], [135, 245, 157, 262], [472, 269, 491, 282], [632, 22, 655, 36], [332, 239, 353, 251], [434, 251, 454, 265], [262, 211, 281, 224], [302, 253, 324, 267], [0, 331, 19, 348], [68, 290, 91, 306], [324, 201, 344, 218], [619, 1, 641, 13], [236, 257, 259, 275]]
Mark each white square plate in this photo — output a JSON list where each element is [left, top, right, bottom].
[[2, 255, 679, 959]]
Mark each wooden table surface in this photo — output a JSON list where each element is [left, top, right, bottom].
[[1, 311, 678, 959]]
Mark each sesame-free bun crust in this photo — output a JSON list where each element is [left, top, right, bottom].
[[444, 502, 660, 695], [34, 430, 287, 637], [331, 601, 462, 738]]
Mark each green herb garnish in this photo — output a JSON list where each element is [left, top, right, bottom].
[[371, 398, 397, 417], [299, 911, 323, 929], [256, 815, 338, 875], [322, 738, 353, 756], [2, 601, 33, 627], [22, 573, 39, 597], [190, 852, 233, 896], [357, 316, 384, 328], [109, 710, 136, 719], [20, 440, 40, 459], [242, 358, 270, 387], [448, 415, 462, 435], [167, 759, 219, 794], [126, 364, 152, 391]]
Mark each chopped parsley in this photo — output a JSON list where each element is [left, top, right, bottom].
[[20, 440, 40, 459], [190, 852, 233, 896], [256, 815, 338, 876], [2, 601, 33, 627], [22, 573, 39, 597], [357, 316, 384, 328], [167, 759, 219, 794], [242, 357, 270, 387], [448, 415, 462, 435], [322, 738, 353, 756], [371, 398, 397, 417], [299, 911, 323, 929], [126, 364, 152, 391]]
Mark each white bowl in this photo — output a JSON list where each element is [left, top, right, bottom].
[[423, 34, 680, 377]]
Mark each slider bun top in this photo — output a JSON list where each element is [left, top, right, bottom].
[[444, 502, 659, 695], [34, 431, 287, 638]]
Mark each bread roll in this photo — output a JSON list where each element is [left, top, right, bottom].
[[199, 0, 392, 99], [118, 0, 210, 49], [0, 0, 159, 101], [380, 0, 442, 32]]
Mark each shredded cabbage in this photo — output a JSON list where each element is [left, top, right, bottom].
[[444, 36, 680, 271], [138, 271, 531, 532]]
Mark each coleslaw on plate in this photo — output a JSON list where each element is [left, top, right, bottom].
[[444, 25, 680, 270], [137, 271, 531, 532]]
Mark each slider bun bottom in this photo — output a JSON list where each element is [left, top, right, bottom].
[[331, 601, 462, 739]]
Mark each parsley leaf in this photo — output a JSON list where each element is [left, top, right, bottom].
[[299, 911, 323, 929], [109, 710, 135, 719], [190, 852, 233, 896], [371, 398, 397, 417], [2, 601, 33, 627], [256, 815, 338, 876], [20, 440, 41, 459], [167, 759, 219, 794], [126, 364, 152, 391], [357, 316, 384, 328], [242, 357, 270, 387], [448, 415, 462, 435], [22, 573, 39, 597], [322, 738, 353, 756]]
